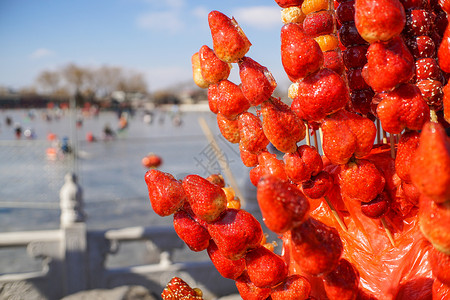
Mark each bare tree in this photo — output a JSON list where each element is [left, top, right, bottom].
[[35, 70, 62, 95]]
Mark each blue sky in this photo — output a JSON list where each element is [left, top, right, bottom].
[[0, 0, 291, 93]]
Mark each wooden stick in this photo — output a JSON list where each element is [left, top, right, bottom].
[[382, 130, 388, 144], [313, 130, 319, 150], [305, 122, 311, 146], [318, 128, 324, 155], [389, 133, 396, 159], [198, 117, 246, 207], [376, 119, 381, 144], [381, 217, 395, 247], [430, 109, 438, 123], [324, 196, 347, 232]]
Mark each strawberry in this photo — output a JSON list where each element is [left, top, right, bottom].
[[376, 83, 430, 133], [235, 271, 272, 300], [173, 210, 210, 252], [410, 121, 450, 203], [275, 0, 304, 8], [321, 114, 357, 165], [217, 113, 240, 144], [261, 97, 306, 153], [403, 8, 432, 37], [207, 208, 263, 260], [444, 81, 450, 123], [238, 112, 269, 154], [414, 58, 441, 82], [182, 174, 227, 222], [291, 68, 350, 122], [239, 57, 277, 106], [216, 80, 250, 120], [401, 180, 420, 206], [339, 159, 385, 203], [245, 245, 288, 288], [281, 22, 324, 82], [301, 170, 333, 200], [257, 175, 310, 234], [208, 10, 251, 63], [161, 277, 203, 300], [239, 143, 259, 167], [284, 145, 323, 183], [270, 274, 312, 300], [290, 217, 343, 276], [207, 240, 245, 280], [419, 194, 450, 254], [207, 84, 219, 114], [416, 79, 444, 111], [303, 10, 335, 38], [249, 165, 263, 186], [438, 21, 450, 73], [323, 49, 346, 75], [360, 191, 390, 219], [405, 35, 436, 59], [354, 0, 406, 43], [323, 258, 360, 300], [199, 45, 231, 84], [191, 52, 209, 89], [429, 245, 450, 286], [395, 130, 420, 183], [144, 169, 186, 217], [362, 36, 415, 93], [258, 151, 288, 181]]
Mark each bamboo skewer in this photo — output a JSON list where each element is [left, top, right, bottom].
[[305, 122, 311, 146], [198, 117, 246, 207], [381, 217, 396, 247], [376, 119, 381, 144], [325, 196, 348, 232], [389, 133, 396, 159]]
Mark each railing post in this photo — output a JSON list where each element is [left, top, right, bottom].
[[59, 172, 88, 295]]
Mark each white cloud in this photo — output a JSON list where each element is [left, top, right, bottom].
[[29, 48, 55, 59], [232, 6, 280, 30], [136, 11, 183, 33]]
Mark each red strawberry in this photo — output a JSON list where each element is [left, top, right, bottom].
[[281, 22, 324, 82], [362, 36, 414, 93], [323, 49, 346, 75], [216, 80, 250, 120], [416, 79, 444, 110], [217, 113, 240, 144], [239, 57, 277, 106], [419, 194, 450, 254], [191, 52, 209, 89], [258, 151, 288, 181], [429, 245, 450, 286], [144, 169, 186, 217], [207, 240, 245, 280], [405, 35, 436, 59], [284, 145, 323, 183], [261, 97, 306, 153], [207, 208, 263, 260], [395, 130, 420, 183], [235, 271, 272, 300], [249, 165, 264, 186], [360, 191, 390, 219], [404, 8, 432, 37], [321, 114, 357, 165], [238, 112, 269, 154], [438, 20, 450, 73], [207, 84, 219, 114], [275, 0, 304, 8], [410, 121, 450, 203], [291, 68, 350, 122], [208, 11, 251, 63], [303, 10, 335, 37], [301, 170, 333, 199], [257, 175, 310, 234], [444, 81, 450, 123], [199, 45, 231, 84], [354, 0, 405, 43], [376, 83, 430, 133], [161, 277, 203, 300], [239, 143, 259, 167], [182, 174, 227, 222], [270, 274, 312, 300], [245, 245, 288, 288], [173, 210, 210, 252], [290, 217, 343, 276], [323, 258, 360, 300], [339, 159, 385, 203], [402, 180, 420, 206]]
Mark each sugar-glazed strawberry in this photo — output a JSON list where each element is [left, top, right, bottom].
[[323, 258, 360, 300], [199, 45, 231, 84], [395, 130, 420, 183], [281, 22, 324, 82], [182, 174, 227, 222], [275, 0, 304, 8], [161, 277, 203, 300], [257, 175, 310, 234], [238, 112, 269, 154], [261, 97, 305, 153], [321, 115, 357, 165], [191, 52, 209, 89], [339, 159, 385, 203], [354, 0, 405, 43], [207, 84, 219, 114], [235, 271, 272, 300], [284, 145, 323, 183], [245, 246, 288, 289], [258, 151, 289, 181], [270, 274, 311, 300], [207, 208, 263, 260], [249, 165, 264, 186], [438, 22, 450, 73], [173, 210, 210, 252], [144, 169, 186, 217], [419, 194, 450, 254], [444, 81, 450, 123], [291, 68, 350, 122], [360, 191, 390, 219], [208, 10, 251, 63], [410, 121, 450, 203], [216, 80, 250, 120], [301, 170, 333, 200], [217, 113, 240, 144], [376, 83, 430, 133], [239, 57, 277, 106], [239, 143, 259, 167], [207, 240, 245, 280], [290, 217, 343, 276], [362, 36, 414, 93]]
